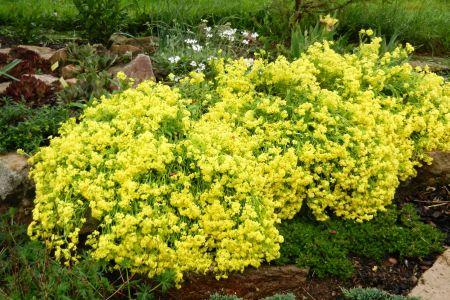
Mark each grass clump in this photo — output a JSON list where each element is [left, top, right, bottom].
[[277, 204, 445, 278]]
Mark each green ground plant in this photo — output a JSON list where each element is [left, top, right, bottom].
[[276, 204, 445, 278], [0, 100, 70, 153], [0, 208, 174, 299], [342, 287, 420, 300], [209, 293, 296, 300]]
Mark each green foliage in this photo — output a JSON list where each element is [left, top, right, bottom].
[[72, 0, 127, 43], [0, 100, 70, 153], [0, 208, 174, 299], [0, 59, 22, 81], [57, 71, 114, 107], [66, 43, 118, 73], [342, 287, 420, 300], [338, 0, 450, 54], [209, 293, 297, 300], [0, 208, 114, 300], [262, 293, 296, 300], [277, 204, 445, 278], [209, 294, 242, 300]]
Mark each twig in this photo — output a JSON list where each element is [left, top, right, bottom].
[[425, 203, 449, 209], [301, 286, 317, 300]]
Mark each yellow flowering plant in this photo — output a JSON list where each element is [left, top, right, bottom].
[[28, 38, 449, 285]]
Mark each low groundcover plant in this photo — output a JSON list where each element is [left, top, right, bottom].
[[27, 37, 450, 285]]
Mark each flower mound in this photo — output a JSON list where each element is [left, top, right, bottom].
[[28, 39, 450, 284]]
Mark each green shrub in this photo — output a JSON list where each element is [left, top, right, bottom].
[[27, 38, 449, 284], [0, 101, 70, 153], [342, 287, 420, 300], [277, 204, 445, 278], [262, 293, 296, 300], [72, 0, 127, 43], [209, 294, 242, 300]]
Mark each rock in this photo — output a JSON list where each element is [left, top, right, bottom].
[[65, 78, 78, 86], [30, 74, 60, 86], [110, 44, 142, 55], [409, 248, 450, 300], [0, 81, 11, 95], [0, 48, 11, 64], [415, 151, 450, 187], [50, 48, 68, 64], [171, 265, 309, 300], [111, 54, 155, 86], [110, 34, 158, 53], [61, 64, 82, 79], [409, 60, 449, 73], [388, 257, 398, 265], [15, 45, 56, 62], [0, 153, 34, 208]]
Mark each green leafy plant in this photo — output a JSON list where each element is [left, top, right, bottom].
[[66, 43, 118, 74], [72, 0, 127, 43], [277, 204, 445, 278], [57, 70, 114, 107], [0, 100, 70, 153], [0, 208, 174, 299], [0, 59, 22, 81], [342, 287, 420, 300]]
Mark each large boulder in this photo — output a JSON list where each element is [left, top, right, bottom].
[[0, 153, 34, 208]]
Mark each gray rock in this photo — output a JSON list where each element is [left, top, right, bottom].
[[0, 153, 34, 207]]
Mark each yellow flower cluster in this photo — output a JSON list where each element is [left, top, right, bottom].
[[28, 39, 449, 284]]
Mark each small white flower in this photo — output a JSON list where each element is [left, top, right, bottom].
[[244, 58, 254, 67], [251, 32, 259, 39], [241, 31, 249, 36], [184, 38, 198, 44], [206, 33, 213, 38], [168, 56, 181, 64], [190, 61, 197, 67], [201, 19, 208, 23], [205, 27, 212, 32], [220, 28, 237, 41], [242, 39, 249, 45], [207, 56, 217, 61], [191, 44, 203, 52]]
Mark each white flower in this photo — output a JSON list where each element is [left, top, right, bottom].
[[191, 44, 203, 52], [220, 28, 237, 41], [184, 38, 198, 44], [241, 31, 249, 36], [207, 56, 217, 61], [196, 63, 206, 72], [206, 33, 213, 38], [168, 56, 181, 64], [244, 58, 254, 67], [251, 32, 259, 39], [205, 27, 212, 32], [242, 40, 249, 45], [190, 61, 197, 67], [201, 19, 208, 23]]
